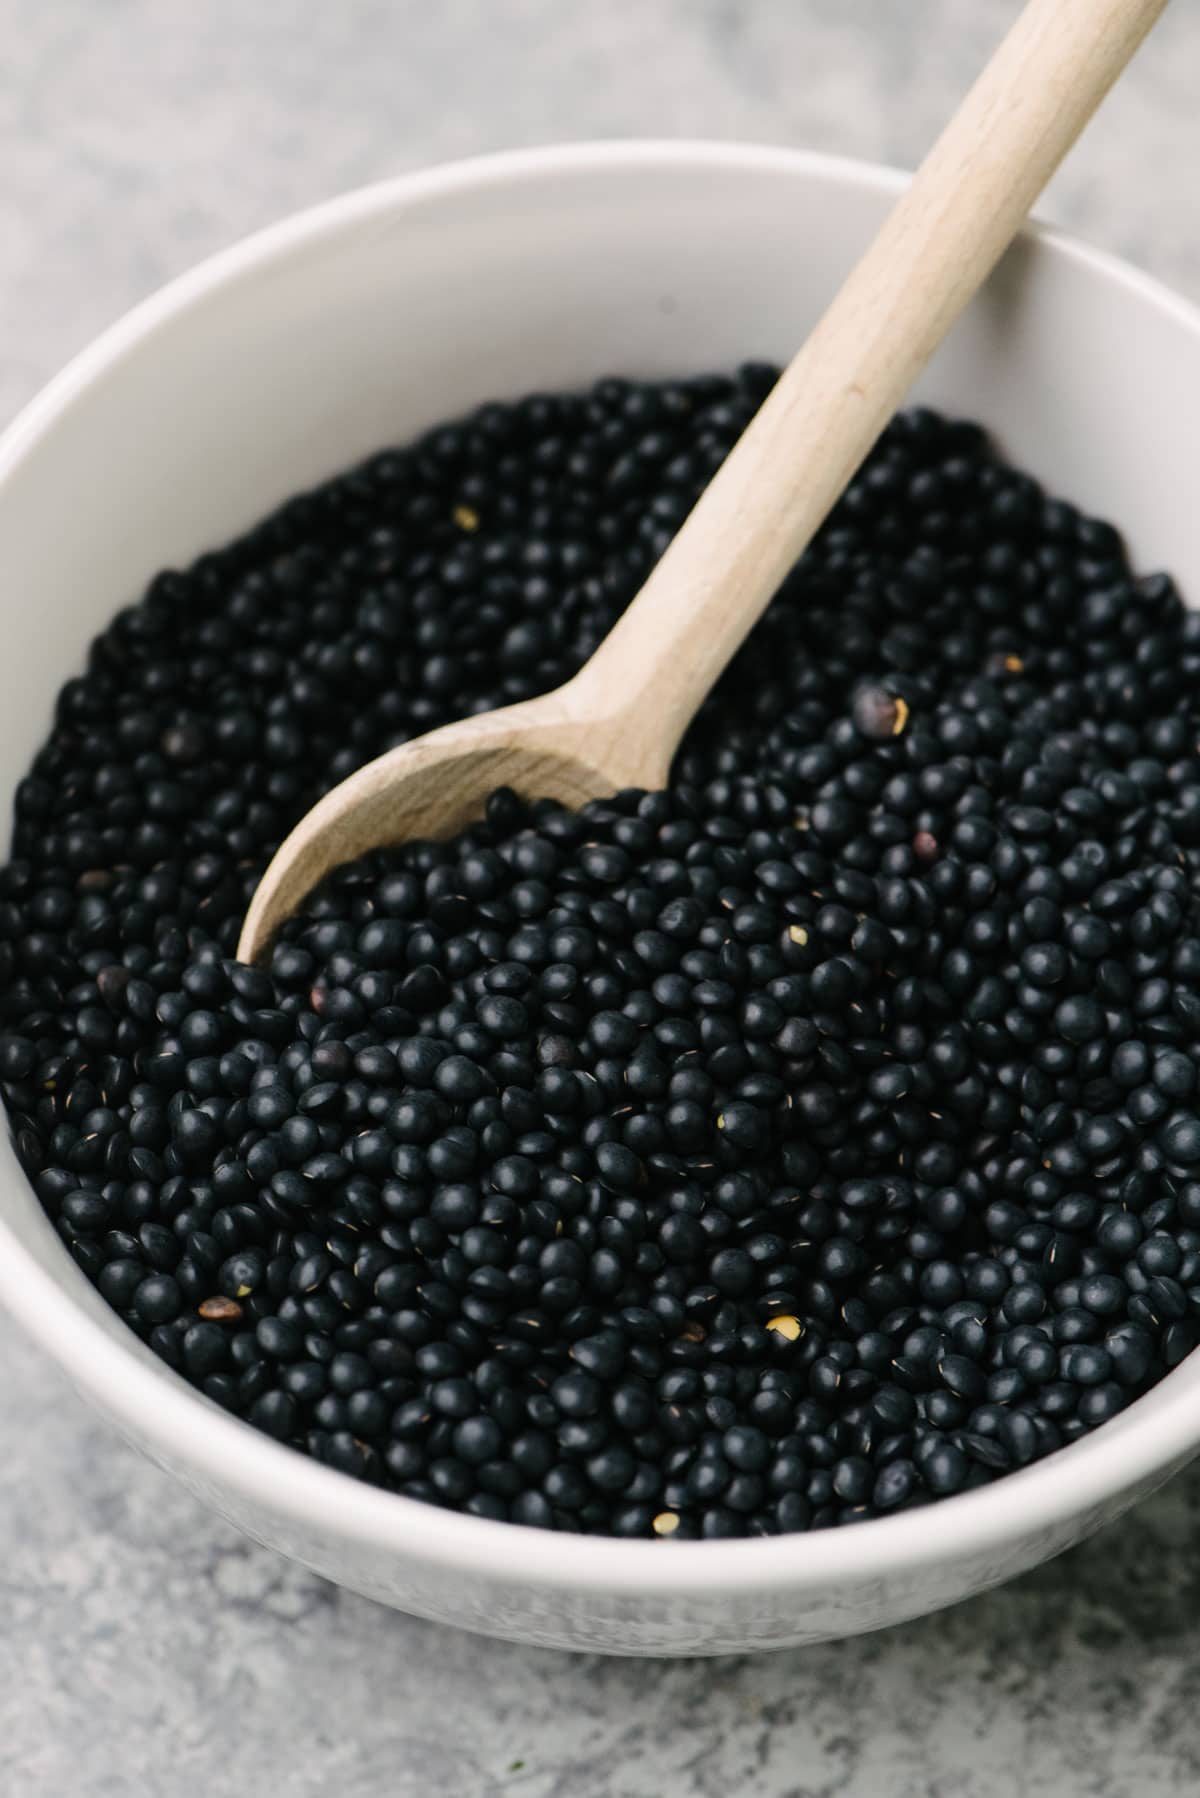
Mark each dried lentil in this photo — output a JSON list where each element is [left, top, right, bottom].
[[4, 370, 1200, 1539]]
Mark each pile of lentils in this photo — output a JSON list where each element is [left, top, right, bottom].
[[6, 366, 1200, 1541]]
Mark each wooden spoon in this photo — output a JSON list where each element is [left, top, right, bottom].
[[238, 0, 1165, 963]]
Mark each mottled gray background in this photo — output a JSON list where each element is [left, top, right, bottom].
[[3, 3, 1200, 1794]]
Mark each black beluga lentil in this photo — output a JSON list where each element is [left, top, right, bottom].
[[6, 366, 1200, 1538]]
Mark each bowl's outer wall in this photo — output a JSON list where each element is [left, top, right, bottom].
[[3, 146, 1200, 1652], [87, 1373, 1196, 1652]]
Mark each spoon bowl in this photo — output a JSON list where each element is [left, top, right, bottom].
[[237, 677, 673, 960]]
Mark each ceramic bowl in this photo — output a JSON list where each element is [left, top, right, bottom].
[[3, 142, 1200, 1656]]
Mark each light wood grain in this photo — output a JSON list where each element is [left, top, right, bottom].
[[238, 0, 1167, 962]]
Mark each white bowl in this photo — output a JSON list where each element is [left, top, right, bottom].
[[3, 142, 1200, 1657]]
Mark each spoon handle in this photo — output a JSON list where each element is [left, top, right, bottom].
[[569, 0, 1167, 771]]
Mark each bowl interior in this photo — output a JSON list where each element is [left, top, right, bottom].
[[4, 143, 1200, 1630]]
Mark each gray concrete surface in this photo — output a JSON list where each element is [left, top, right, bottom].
[[3, 3, 1200, 1793]]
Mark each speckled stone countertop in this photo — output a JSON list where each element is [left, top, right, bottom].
[[4, 4, 1200, 1793]]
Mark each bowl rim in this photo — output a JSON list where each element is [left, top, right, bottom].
[[4, 136, 1200, 1598]]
